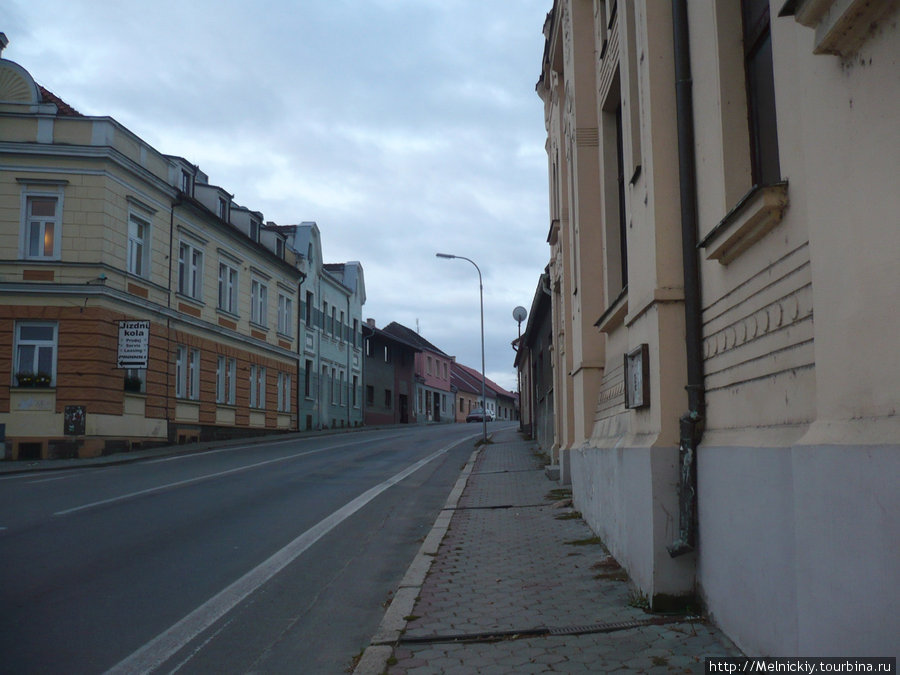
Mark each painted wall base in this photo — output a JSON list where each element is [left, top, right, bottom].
[[697, 440, 899, 657]]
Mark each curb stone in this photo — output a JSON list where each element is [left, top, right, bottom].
[[353, 442, 483, 674]]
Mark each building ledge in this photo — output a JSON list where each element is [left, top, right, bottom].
[[595, 286, 628, 333], [699, 182, 789, 265]]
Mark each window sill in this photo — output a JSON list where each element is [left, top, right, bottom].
[[595, 286, 629, 334], [780, 0, 897, 56], [175, 293, 204, 307], [699, 182, 789, 265]]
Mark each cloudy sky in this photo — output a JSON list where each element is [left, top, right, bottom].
[[2, 0, 552, 391]]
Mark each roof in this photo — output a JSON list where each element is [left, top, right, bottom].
[[451, 361, 515, 400], [37, 84, 81, 116], [364, 323, 421, 352], [382, 322, 450, 357]]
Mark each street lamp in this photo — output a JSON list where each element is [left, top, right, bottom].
[[436, 252, 487, 445], [513, 306, 527, 431]]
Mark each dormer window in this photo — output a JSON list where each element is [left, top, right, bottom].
[[250, 219, 260, 242], [217, 197, 228, 221], [276, 238, 285, 259], [181, 170, 193, 196]]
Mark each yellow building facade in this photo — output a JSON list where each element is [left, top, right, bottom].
[[1, 49, 302, 458], [537, 0, 898, 657]]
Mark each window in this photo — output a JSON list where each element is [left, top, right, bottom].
[[251, 279, 268, 327], [323, 302, 329, 334], [305, 292, 314, 325], [742, 0, 780, 185], [384, 345, 391, 363], [23, 195, 60, 260], [250, 364, 266, 408], [460, 399, 464, 413], [128, 213, 150, 277], [176, 345, 200, 400], [331, 368, 337, 404], [339, 311, 345, 342], [217, 197, 228, 220], [178, 241, 203, 299], [304, 359, 313, 397], [366, 385, 374, 406], [249, 219, 260, 243], [366, 338, 372, 357], [277, 293, 293, 336], [277, 372, 291, 412], [352, 375, 359, 407], [216, 356, 236, 404], [352, 319, 359, 348], [384, 389, 392, 408], [427, 356, 432, 375], [14, 322, 57, 385], [124, 368, 145, 393], [181, 170, 193, 195], [276, 238, 285, 259], [331, 307, 337, 338], [218, 262, 238, 314], [339, 371, 346, 406]]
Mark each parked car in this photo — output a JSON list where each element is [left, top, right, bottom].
[[466, 408, 495, 423]]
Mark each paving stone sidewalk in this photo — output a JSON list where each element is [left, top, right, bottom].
[[355, 427, 741, 674]]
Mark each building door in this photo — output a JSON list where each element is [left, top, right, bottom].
[[433, 392, 441, 422], [399, 394, 408, 424]]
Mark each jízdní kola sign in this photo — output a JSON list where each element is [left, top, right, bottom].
[[117, 320, 150, 369]]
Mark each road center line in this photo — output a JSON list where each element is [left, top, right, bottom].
[[104, 433, 479, 675], [54, 435, 405, 517]]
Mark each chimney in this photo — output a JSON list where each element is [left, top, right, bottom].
[[0, 33, 9, 58], [366, 318, 376, 328]]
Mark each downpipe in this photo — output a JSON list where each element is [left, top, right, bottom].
[[668, 0, 705, 558]]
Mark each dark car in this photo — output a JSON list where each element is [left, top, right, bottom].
[[466, 408, 495, 423]]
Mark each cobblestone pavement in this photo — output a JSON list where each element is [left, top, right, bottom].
[[355, 427, 741, 674]]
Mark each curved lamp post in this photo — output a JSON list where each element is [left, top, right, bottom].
[[436, 252, 487, 445]]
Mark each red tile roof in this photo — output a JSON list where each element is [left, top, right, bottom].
[[38, 84, 81, 116]]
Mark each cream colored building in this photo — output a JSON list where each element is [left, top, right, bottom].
[[536, 0, 898, 657], [1, 42, 303, 457]]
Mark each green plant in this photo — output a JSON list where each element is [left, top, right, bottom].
[[34, 372, 52, 386], [627, 589, 650, 610], [124, 376, 143, 392], [15, 372, 35, 387]]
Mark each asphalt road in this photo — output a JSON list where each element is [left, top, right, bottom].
[[0, 423, 500, 674]]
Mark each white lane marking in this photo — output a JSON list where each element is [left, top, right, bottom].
[[104, 433, 479, 675], [53, 435, 405, 517]]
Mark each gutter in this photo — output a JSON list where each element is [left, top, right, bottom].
[[668, 0, 705, 558]]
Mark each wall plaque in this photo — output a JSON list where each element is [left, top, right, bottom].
[[625, 344, 650, 409]]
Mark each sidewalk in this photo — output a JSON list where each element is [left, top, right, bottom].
[[355, 427, 741, 674]]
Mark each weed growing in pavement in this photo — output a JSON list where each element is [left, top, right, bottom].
[[402, 615, 420, 622], [545, 488, 572, 501], [652, 656, 669, 666], [532, 448, 550, 465], [554, 510, 583, 520], [628, 589, 650, 610], [564, 536, 605, 546]]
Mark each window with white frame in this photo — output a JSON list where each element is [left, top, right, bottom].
[[277, 372, 291, 412], [216, 355, 236, 405], [175, 345, 200, 400], [249, 218, 260, 242], [14, 322, 57, 385], [127, 213, 150, 277], [277, 293, 293, 336], [178, 241, 203, 300], [251, 279, 268, 327], [250, 364, 266, 408], [22, 195, 61, 260], [218, 262, 239, 314]]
